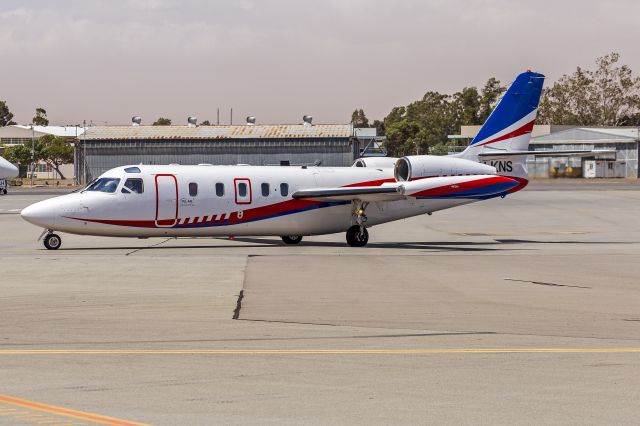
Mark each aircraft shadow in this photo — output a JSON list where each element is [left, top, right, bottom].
[[57, 237, 637, 252]]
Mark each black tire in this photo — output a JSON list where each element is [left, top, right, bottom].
[[281, 235, 303, 245], [44, 233, 62, 250], [346, 225, 369, 247], [1, 189, 6, 195]]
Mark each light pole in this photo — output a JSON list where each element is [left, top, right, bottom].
[[30, 124, 35, 187], [83, 120, 87, 184]]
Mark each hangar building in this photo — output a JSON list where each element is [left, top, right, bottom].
[[77, 121, 371, 183], [456, 125, 639, 178]]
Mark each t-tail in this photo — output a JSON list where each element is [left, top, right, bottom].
[[455, 70, 545, 189]]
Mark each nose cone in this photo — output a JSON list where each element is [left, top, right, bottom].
[[21, 199, 60, 228]]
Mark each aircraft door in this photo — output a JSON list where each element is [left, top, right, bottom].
[[155, 174, 178, 227]]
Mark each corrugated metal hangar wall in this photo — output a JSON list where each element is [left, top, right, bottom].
[[76, 124, 356, 183]]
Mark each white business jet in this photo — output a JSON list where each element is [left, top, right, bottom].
[[22, 71, 549, 249], [0, 156, 19, 195]]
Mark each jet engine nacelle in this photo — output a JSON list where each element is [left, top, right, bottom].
[[394, 155, 496, 181], [352, 157, 398, 168]]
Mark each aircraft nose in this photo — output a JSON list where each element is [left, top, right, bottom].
[[21, 200, 59, 228]]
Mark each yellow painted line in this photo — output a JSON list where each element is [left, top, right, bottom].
[[0, 394, 151, 426], [0, 348, 638, 355]]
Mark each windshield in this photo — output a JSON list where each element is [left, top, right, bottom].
[[84, 177, 121, 193]]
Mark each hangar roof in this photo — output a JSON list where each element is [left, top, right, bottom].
[[12, 125, 85, 137], [0, 125, 85, 139], [531, 127, 640, 144], [82, 124, 354, 140]]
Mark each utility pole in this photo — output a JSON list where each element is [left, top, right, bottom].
[[217, 108, 219, 125], [30, 124, 35, 187], [83, 120, 87, 184], [230, 108, 233, 125], [74, 125, 78, 185]]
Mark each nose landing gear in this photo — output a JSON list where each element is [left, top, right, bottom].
[[346, 200, 369, 247], [39, 230, 62, 250]]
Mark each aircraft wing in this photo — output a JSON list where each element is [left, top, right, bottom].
[[478, 150, 616, 157], [292, 174, 518, 202], [292, 185, 405, 202]]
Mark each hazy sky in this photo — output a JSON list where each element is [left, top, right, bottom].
[[1, 0, 639, 126]]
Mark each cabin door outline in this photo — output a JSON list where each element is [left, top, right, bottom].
[[155, 174, 178, 227]]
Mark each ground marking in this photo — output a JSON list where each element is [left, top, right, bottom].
[[0, 348, 639, 355], [0, 394, 151, 426]]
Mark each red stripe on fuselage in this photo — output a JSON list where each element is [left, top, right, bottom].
[[344, 178, 396, 187], [411, 176, 517, 197], [506, 176, 529, 193]]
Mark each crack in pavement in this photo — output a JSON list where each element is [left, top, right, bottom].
[[504, 278, 591, 289], [125, 238, 173, 256]]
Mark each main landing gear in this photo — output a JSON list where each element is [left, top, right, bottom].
[[281, 235, 303, 245], [346, 200, 369, 247], [40, 229, 62, 250]]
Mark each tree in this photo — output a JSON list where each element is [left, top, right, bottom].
[[478, 77, 506, 122], [200, 120, 211, 126], [350, 109, 369, 127], [152, 117, 172, 125], [4, 140, 43, 166], [379, 77, 505, 156], [0, 100, 16, 126], [372, 119, 385, 136], [39, 134, 73, 179], [538, 52, 640, 125], [32, 107, 49, 126]]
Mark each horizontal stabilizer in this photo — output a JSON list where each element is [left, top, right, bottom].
[[478, 150, 616, 158]]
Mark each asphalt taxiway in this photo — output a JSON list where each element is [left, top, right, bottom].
[[0, 183, 639, 425]]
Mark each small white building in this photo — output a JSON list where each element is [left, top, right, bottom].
[[0, 125, 84, 180]]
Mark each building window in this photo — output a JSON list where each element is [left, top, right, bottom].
[[215, 182, 224, 197], [280, 183, 289, 197], [261, 183, 270, 197], [189, 182, 198, 197]]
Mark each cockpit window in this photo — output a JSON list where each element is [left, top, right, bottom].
[[124, 166, 141, 173], [84, 178, 121, 193], [122, 178, 144, 194]]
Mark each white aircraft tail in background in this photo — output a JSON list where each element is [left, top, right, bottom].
[[0, 156, 19, 195]]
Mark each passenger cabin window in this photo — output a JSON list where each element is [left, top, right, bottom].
[[215, 182, 225, 197], [189, 182, 198, 197], [261, 183, 270, 197], [238, 182, 247, 197], [280, 183, 289, 197], [85, 177, 121, 193], [122, 178, 144, 194]]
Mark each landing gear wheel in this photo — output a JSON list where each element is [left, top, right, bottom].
[[2, 189, 6, 195], [281, 235, 303, 245], [44, 233, 62, 250], [346, 225, 369, 247]]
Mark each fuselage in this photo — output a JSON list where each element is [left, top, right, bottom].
[[20, 161, 513, 238]]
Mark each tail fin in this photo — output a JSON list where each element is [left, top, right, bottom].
[[456, 71, 545, 176]]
